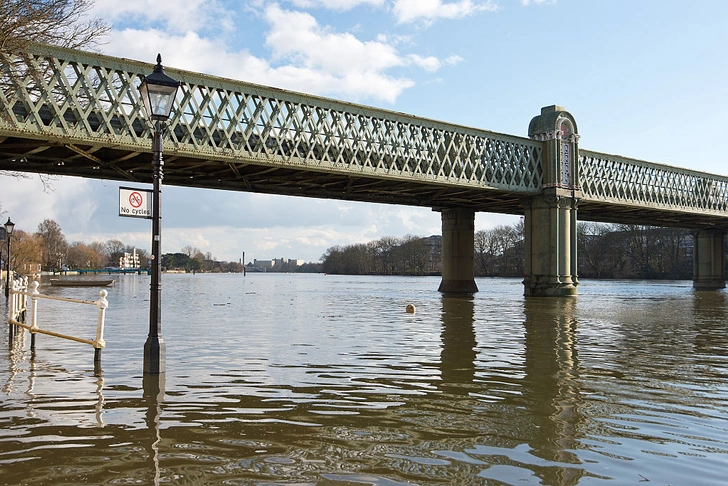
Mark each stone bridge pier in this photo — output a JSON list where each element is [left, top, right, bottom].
[[693, 229, 726, 290], [436, 105, 727, 296], [437, 207, 478, 294], [522, 106, 581, 297], [438, 105, 726, 297], [436, 106, 581, 297]]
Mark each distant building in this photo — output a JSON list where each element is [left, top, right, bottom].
[[21, 263, 42, 277], [119, 249, 140, 269], [251, 257, 304, 271], [253, 259, 275, 270], [423, 235, 442, 273]]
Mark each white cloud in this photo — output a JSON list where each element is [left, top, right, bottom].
[[285, 0, 386, 9], [93, 0, 232, 33], [0, 176, 96, 236], [265, 6, 403, 74], [407, 54, 442, 72], [444, 54, 464, 66], [261, 4, 429, 101], [406, 53, 461, 72], [393, 0, 498, 24], [521, 0, 556, 5], [101, 4, 460, 103]]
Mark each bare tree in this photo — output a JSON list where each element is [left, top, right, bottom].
[[66, 241, 104, 269], [0, 0, 109, 52], [375, 236, 400, 274], [399, 234, 429, 275], [1, 1, 109, 186], [7, 229, 43, 275], [35, 218, 68, 272], [475, 229, 497, 276], [104, 239, 125, 266]]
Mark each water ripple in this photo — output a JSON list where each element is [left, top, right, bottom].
[[1, 275, 727, 484]]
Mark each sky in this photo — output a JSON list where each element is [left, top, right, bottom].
[[1, 0, 727, 264]]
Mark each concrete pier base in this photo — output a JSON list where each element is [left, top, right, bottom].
[[693, 230, 725, 290], [438, 208, 478, 294], [143, 337, 166, 374], [523, 194, 579, 297]]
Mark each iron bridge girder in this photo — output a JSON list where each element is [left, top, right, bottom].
[[1, 43, 728, 229], [0, 43, 541, 215]]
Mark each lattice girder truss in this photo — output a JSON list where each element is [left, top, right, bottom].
[[2, 43, 728, 228], [0, 43, 542, 203], [579, 150, 728, 220]]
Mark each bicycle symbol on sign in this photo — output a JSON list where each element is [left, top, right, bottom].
[[129, 192, 144, 208]]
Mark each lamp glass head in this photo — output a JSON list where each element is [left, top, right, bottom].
[[139, 54, 180, 122], [3, 217, 14, 236]]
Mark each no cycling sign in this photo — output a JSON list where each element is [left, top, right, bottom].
[[119, 186, 153, 219]]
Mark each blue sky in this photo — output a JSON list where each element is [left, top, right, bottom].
[[1, 0, 727, 263]]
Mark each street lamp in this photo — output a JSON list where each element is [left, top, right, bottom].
[[139, 54, 180, 374], [4, 217, 14, 299]]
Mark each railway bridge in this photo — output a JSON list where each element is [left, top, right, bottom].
[[2, 43, 727, 295]]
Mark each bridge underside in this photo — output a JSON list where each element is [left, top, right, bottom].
[[576, 201, 728, 231], [0, 134, 527, 214], [2, 135, 728, 231]]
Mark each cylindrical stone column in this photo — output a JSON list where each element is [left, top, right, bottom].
[[558, 198, 572, 285], [693, 230, 725, 290], [438, 208, 478, 294]]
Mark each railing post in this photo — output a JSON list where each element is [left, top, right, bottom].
[[20, 277, 28, 322], [8, 279, 15, 341], [8, 279, 15, 317], [93, 289, 109, 363], [14, 278, 19, 321], [17, 277, 28, 323], [28, 280, 40, 350]]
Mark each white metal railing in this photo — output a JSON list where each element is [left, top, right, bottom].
[[7, 275, 29, 322], [8, 280, 109, 362]]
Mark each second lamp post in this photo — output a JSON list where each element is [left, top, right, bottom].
[[4, 217, 14, 299]]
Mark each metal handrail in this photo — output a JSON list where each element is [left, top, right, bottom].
[[8, 280, 109, 362]]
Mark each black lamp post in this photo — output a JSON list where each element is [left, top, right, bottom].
[[4, 217, 14, 299], [139, 54, 180, 374]]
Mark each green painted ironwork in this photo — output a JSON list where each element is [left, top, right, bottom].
[[0, 43, 542, 193], [2, 43, 728, 223], [580, 150, 728, 216]]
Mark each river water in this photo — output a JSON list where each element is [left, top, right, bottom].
[[0, 274, 727, 485]]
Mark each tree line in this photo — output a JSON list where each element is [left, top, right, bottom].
[[577, 222, 693, 280], [321, 221, 699, 280], [321, 235, 441, 276], [163, 251, 243, 273], [1, 218, 244, 274], [0, 216, 704, 279]]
